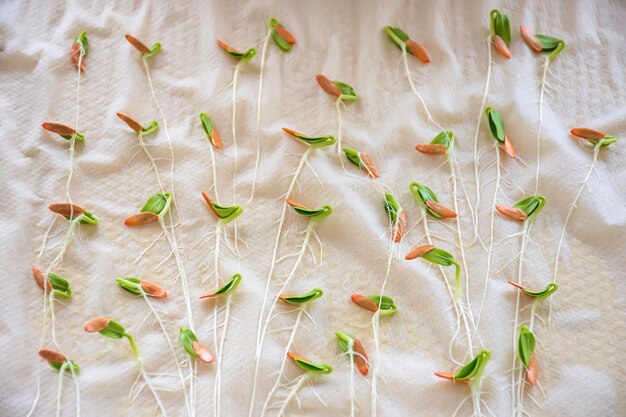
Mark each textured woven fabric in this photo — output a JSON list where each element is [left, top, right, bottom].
[[1, 0, 625, 416]]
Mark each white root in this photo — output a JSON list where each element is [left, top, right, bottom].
[[231, 61, 242, 206], [214, 294, 232, 417], [276, 373, 310, 417], [534, 57, 550, 194], [248, 148, 312, 417]]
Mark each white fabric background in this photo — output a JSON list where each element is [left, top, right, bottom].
[[1, 0, 625, 416]]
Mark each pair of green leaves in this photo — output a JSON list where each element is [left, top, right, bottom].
[[384, 26, 410, 51], [212, 202, 243, 224], [287, 130, 336, 148], [335, 331, 355, 354], [513, 195, 546, 222], [141, 120, 159, 136], [280, 288, 323, 305], [291, 354, 333, 375], [343, 148, 363, 167], [431, 131, 455, 149], [597, 136, 619, 148], [222, 43, 256, 62], [143, 42, 161, 59], [50, 359, 80, 373], [201, 273, 242, 299], [335, 81, 357, 101], [48, 273, 72, 298], [520, 282, 558, 300], [116, 277, 144, 296], [98, 320, 128, 340], [383, 193, 402, 223], [409, 182, 441, 219], [75, 31, 89, 56], [485, 107, 506, 143], [370, 295, 397, 315], [535, 34, 565, 62], [421, 247, 457, 268], [142, 192, 172, 217], [179, 327, 201, 359], [268, 18, 294, 52], [490, 9, 511, 46], [518, 325, 536, 368], [452, 349, 491, 381], [65, 211, 97, 225], [290, 203, 333, 222]]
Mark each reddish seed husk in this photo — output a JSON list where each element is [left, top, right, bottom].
[[492, 34, 512, 59], [84, 316, 110, 333], [287, 351, 308, 363], [570, 127, 606, 141], [38, 348, 67, 364], [125, 34, 150, 54], [274, 25, 296, 45], [426, 200, 457, 218], [192, 341, 214, 363], [140, 280, 167, 298], [70, 42, 86, 72], [353, 339, 369, 376], [405, 244, 434, 260], [526, 353, 538, 385], [201, 192, 220, 218], [507, 280, 527, 291], [520, 25, 543, 52], [42, 122, 76, 137], [495, 205, 527, 221], [351, 294, 379, 313], [393, 211, 407, 243], [198, 289, 219, 299], [124, 212, 159, 226], [116, 112, 142, 133], [503, 134, 516, 158], [415, 143, 448, 155], [210, 127, 222, 149], [406, 39, 431, 63], [316, 74, 342, 98], [359, 152, 380, 178], [434, 371, 455, 381], [49, 202, 85, 217], [216, 39, 240, 54], [32, 267, 51, 292], [285, 198, 308, 209]]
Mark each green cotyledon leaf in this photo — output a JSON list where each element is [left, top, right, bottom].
[[421, 247, 457, 267], [199, 274, 242, 299], [179, 327, 199, 358], [48, 273, 72, 298], [384, 26, 409, 50], [490, 9, 511, 46], [513, 195, 546, 221], [367, 295, 397, 315], [518, 325, 536, 368], [75, 31, 88, 55], [50, 359, 80, 373], [99, 320, 127, 340], [116, 277, 143, 296], [279, 288, 324, 305], [283, 128, 336, 148], [141, 192, 172, 216], [521, 282, 558, 300], [453, 349, 491, 380], [409, 182, 442, 219], [334, 80, 357, 101], [335, 331, 355, 354], [268, 18, 296, 52], [287, 200, 333, 222], [430, 131, 455, 149], [289, 353, 333, 374], [535, 34, 565, 62], [485, 107, 506, 142], [383, 193, 401, 223], [343, 147, 362, 167]]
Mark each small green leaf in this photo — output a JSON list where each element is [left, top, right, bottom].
[[598, 135, 618, 147], [343, 147, 362, 167], [179, 327, 199, 359], [367, 295, 397, 315], [384, 26, 409, 50], [206, 273, 242, 297], [490, 9, 511, 46], [291, 355, 333, 374], [269, 21, 293, 52], [334, 81, 357, 101], [99, 320, 127, 340], [421, 247, 456, 267], [50, 359, 80, 373], [212, 202, 243, 224], [518, 325, 536, 368], [522, 282, 558, 300], [280, 288, 323, 305], [75, 31, 88, 55], [335, 331, 355, 355], [290, 204, 333, 222], [454, 349, 491, 380], [200, 113, 213, 136], [226, 47, 256, 62], [141, 120, 159, 136], [141, 192, 172, 216], [289, 131, 336, 148], [484, 107, 506, 142], [535, 34, 566, 62], [513, 196, 546, 221], [144, 42, 161, 59], [48, 273, 72, 298], [116, 277, 142, 296], [409, 182, 441, 219], [78, 211, 98, 225], [62, 132, 85, 142], [384, 193, 401, 223], [430, 131, 455, 149]]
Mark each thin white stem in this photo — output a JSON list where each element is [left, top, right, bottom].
[[259, 308, 304, 417], [472, 35, 493, 244], [55, 362, 69, 417], [277, 373, 309, 417], [534, 57, 550, 195], [137, 357, 168, 417], [231, 62, 242, 205], [247, 148, 312, 417], [549, 146, 600, 323], [349, 350, 355, 417], [250, 30, 272, 203], [69, 364, 80, 417], [209, 145, 220, 204], [249, 221, 314, 417], [213, 222, 222, 356], [214, 294, 232, 417], [473, 145, 501, 342]]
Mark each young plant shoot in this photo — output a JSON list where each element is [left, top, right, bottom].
[[508, 282, 558, 416], [216, 38, 256, 205], [434, 349, 491, 417], [115, 277, 192, 416], [550, 130, 618, 321], [259, 288, 323, 417], [336, 331, 370, 417], [248, 199, 332, 416], [251, 18, 296, 202], [37, 348, 79, 417], [520, 25, 566, 194], [200, 113, 223, 203], [248, 130, 334, 416], [84, 317, 168, 416], [315, 73, 357, 159], [276, 352, 332, 417], [343, 147, 380, 178]]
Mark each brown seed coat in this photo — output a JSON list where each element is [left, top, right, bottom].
[[216, 39, 240, 54], [503, 134, 516, 158], [492, 34, 512, 59], [201, 192, 220, 218], [210, 127, 222, 149], [42, 122, 76, 137], [520, 25, 543, 52], [192, 341, 214, 363], [426, 200, 457, 218], [285, 198, 308, 210], [38, 348, 67, 364], [84, 316, 110, 333], [351, 294, 379, 313], [359, 152, 380, 178], [116, 112, 142, 133], [140, 280, 167, 298], [274, 25, 296, 45], [393, 211, 407, 243], [124, 212, 159, 226], [316, 74, 342, 98], [49, 202, 85, 217], [405, 244, 434, 260], [406, 39, 431, 63], [415, 143, 448, 155], [125, 34, 150, 54], [570, 127, 606, 141], [353, 339, 369, 376], [70, 42, 86, 72], [495, 205, 527, 221], [32, 267, 51, 292], [526, 353, 538, 385]]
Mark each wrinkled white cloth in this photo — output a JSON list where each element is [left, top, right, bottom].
[[1, 0, 625, 416]]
